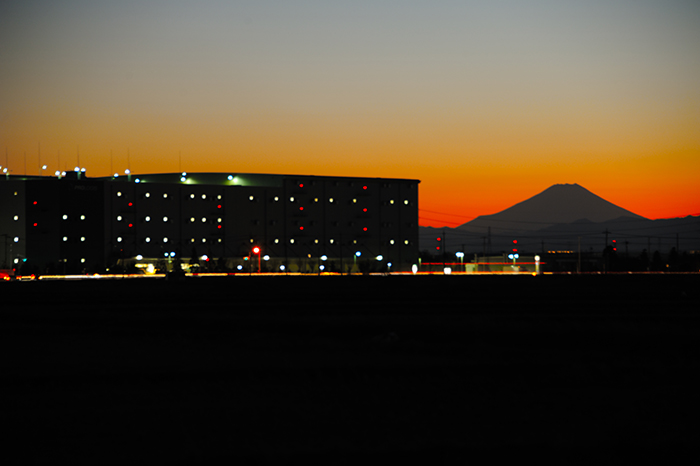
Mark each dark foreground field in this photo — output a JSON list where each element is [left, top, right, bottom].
[[2, 274, 699, 462]]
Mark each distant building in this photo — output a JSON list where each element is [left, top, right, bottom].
[[1, 172, 419, 274]]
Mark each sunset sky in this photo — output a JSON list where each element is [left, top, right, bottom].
[[2, 0, 699, 227]]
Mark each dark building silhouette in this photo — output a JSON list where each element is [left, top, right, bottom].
[[1, 172, 420, 274]]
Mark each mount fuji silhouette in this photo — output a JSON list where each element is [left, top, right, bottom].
[[459, 183, 646, 232], [419, 184, 699, 253]]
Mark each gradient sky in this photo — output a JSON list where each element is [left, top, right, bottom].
[[2, 0, 699, 226]]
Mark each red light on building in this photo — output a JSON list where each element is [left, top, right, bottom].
[[128, 223, 133, 228], [363, 208, 368, 212], [363, 227, 368, 231], [362, 185, 367, 190], [217, 204, 222, 209], [33, 201, 38, 205], [33, 223, 38, 227], [128, 202, 133, 207], [252, 247, 260, 254], [217, 225, 222, 229], [299, 206, 304, 211], [299, 226, 304, 230]]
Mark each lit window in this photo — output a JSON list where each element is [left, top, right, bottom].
[[390, 239, 395, 245], [190, 194, 195, 199], [190, 217, 195, 223], [116, 216, 122, 221], [62, 215, 68, 220], [249, 196, 255, 201], [274, 196, 279, 202], [290, 238, 295, 244], [145, 193, 150, 198], [329, 239, 335, 244], [14, 237, 19, 242], [191, 238, 195, 243], [390, 200, 395, 205], [145, 237, 151, 243], [163, 216, 168, 222], [201, 217, 207, 223], [274, 239, 279, 244], [63, 237, 68, 242], [13, 215, 19, 221], [201, 194, 206, 200], [163, 237, 168, 243], [163, 193, 168, 198], [289, 196, 295, 202], [117, 192, 122, 197], [404, 240, 409, 245], [404, 200, 409, 205], [201, 238, 206, 243], [329, 198, 334, 203], [217, 218, 222, 223], [80, 237, 85, 242], [145, 216, 150, 222], [81, 258, 86, 263], [80, 215, 86, 220], [117, 237, 122, 242]]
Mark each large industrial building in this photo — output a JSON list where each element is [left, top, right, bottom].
[[1, 172, 420, 275]]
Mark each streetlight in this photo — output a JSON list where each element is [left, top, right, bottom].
[[353, 251, 361, 273], [456, 251, 464, 272], [252, 246, 261, 273]]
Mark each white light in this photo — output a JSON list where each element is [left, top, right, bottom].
[[74, 166, 80, 172], [116, 192, 122, 197], [404, 240, 409, 245], [190, 217, 195, 223], [182, 172, 186, 176], [190, 193, 195, 199], [163, 216, 168, 222], [135, 178, 140, 183], [444, 267, 452, 275], [508, 254, 514, 260], [319, 265, 325, 271], [180, 177, 186, 182], [355, 251, 361, 257], [80, 237, 85, 242], [412, 264, 418, 274], [263, 255, 270, 261], [228, 175, 233, 180], [279, 265, 286, 271], [535, 255, 540, 262], [329, 198, 334, 203], [125, 169, 130, 175], [136, 255, 143, 260], [321, 255, 328, 261], [81, 168, 86, 172], [274, 239, 279, 244], [145, 192, 150, 198], [117, 237, 122, 242], [376, 255, 383, 261], [237, 265, 243, 271], [145, 237, 151, 243], [113, 173, 119, 177], [290, 239, 295, 244], [201, 217, 206, 223], [170, 252, 175, 257], [63, 237, 68, 242], [249, 196, 254, 201], [164, 253, 169, 257], [81, 258, 86, 263], [404, 200, 409, 205], [145, 216, 150, 222], [201, 194, 206, 200], [62, 214, 68, 220], [55, 171, 61, 176], [289, 197, 294, 202], [387, 262, 392, 268], [201, 255, 208, 261], [117, 215, 122, 221], [80, 215, 85, 220], [61, 171, 66, 176], [163, 193, 168, 198], [13, 215, 19, 221], [42, 165, 47, 170], [456, 252, 464, 258], [163, 237, 168, 243]]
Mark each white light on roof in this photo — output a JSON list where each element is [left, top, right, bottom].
[[136, 255, 143, 260], [74, 166, 80, 172], [125, 169, 130, 174], [182, 172, 187, 176]]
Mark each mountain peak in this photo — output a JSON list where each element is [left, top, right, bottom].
[[459, 184, 646, 231]]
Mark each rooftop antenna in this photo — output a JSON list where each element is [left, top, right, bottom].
[[110, 149, 113, 175], [179, 151, 182, 173]]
